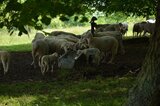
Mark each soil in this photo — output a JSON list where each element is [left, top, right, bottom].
[[0, 37, 150, 82]]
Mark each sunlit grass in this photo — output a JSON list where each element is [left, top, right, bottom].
[[0, 26, 90, 51], [0, 76, 135, 106]]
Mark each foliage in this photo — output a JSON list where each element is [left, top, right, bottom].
[[0, 0, 157, 35]]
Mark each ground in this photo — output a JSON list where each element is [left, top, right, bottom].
[[0, 37, 149, 82]]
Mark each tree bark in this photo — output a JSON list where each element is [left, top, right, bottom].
[[124, 1, 160, 106]]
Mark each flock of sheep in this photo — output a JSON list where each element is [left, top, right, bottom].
[[133, 20, 155, 37], [0, 19, 155, 75]]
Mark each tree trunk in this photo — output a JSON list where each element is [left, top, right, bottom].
[[124, 1, 160, 106]]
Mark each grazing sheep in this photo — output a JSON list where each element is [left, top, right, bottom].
[[75, 48, 101, 65], [40, 52, 59, 75], [0, 50, 10, 75], [31, 39, 49, 68], [44, 37, 76, 55], [84, 31, 119, 63]]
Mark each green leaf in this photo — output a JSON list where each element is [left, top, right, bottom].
[[79, 16, 88, 23], [59, 15, 69, 21], [41, 16, 51, 25], [74, 16, 79, 21]]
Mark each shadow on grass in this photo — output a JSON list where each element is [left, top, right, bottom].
[[0, 76, 135, 106]]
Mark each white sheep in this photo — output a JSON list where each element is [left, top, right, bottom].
[[44, 37, 76, 55], [32, 32, 45, 43], [82, 30, 125, 55], [84, 31, 119, 63], [0, 50, 10, 75], [31, 39, 49, 68], [75, 48, 101, 65], [94, 31, 125, 55], [40, 52, 59, 75]]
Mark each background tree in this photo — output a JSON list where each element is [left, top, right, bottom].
[[0, 0, 160, 105]]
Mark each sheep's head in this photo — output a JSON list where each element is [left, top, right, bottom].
[[74, 50, 83, 60]]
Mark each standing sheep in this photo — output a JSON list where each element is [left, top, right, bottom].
[[133, 22, 145, 37], [84, 31, 119, 63], [0, 50, 10, 75], [31, 39, 49, 68], [40, 52, 59, 75], [141, 22, 155, 36]]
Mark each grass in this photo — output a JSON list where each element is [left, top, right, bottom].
[[0, 76, 136, 106], [0, 26, 90, 51]]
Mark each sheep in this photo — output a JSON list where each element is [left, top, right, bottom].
[[75, 48, 101, 65], [133, 22, 145, 37], [95, 23, 126, 35], [83, 31, 119, 63], [141, 22, 155, 36], [32, 32, 45, 43], [40, 52, 59, 75], [31, 39, 49, 68], [82, 30, 125, 55], [0, 50, 10, 75], [122, 22, 128, 36], [95, 31, 125, 54], [44, 37, 76, 55]]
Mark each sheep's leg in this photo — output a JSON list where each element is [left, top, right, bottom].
[[51, 64, 54, 73], [46, 63, 49, 73], [41, 62, 44, 75], [5, 59, 9, 75], [2, 59, 7, 75], [31, 50, 37, 68]]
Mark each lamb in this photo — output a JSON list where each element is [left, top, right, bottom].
[[40, 52, 59, 75], [75, 48, 101, 65], [84, 31, 119, 63], [0, 50, 10, 75]]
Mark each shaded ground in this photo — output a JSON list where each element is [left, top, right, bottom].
[[0, 37, 149, 82]]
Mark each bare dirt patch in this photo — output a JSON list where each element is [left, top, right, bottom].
[[0, 37, 149, 82]]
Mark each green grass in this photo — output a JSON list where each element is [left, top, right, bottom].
[[0, 26, 90, 51], [0, 76, 136, 106]]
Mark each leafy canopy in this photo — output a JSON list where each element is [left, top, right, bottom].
[[0, 0, 157, 35]]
